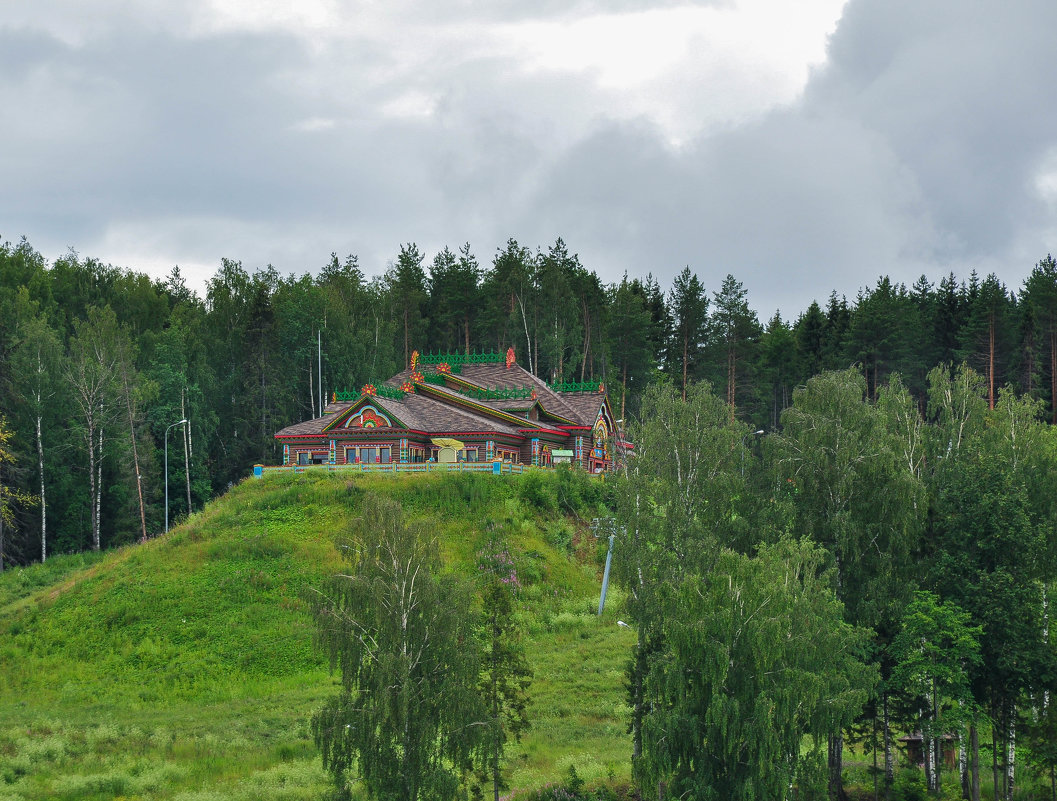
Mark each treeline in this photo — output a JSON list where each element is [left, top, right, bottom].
[[1, 233, 1056, 564], [615, 369, 1057, 800]]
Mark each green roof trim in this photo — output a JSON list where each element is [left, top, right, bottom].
[[549, 380, 602, 393], [419, 351, 503, 365]]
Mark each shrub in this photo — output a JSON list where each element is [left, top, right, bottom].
[[519, 472, 557, 514], [892, 768, 927, 801]]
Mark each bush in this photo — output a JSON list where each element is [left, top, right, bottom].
[[892, 768, 927, 801], [518, 472, 557, 513]]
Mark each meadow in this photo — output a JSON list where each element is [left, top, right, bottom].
[[0, 469, 636, 801]]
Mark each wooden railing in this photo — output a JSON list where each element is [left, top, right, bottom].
[[255, 461, 527, 477]]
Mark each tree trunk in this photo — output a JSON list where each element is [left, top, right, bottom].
[[580, 299, 590, 383], [923, 704, 935, 794], [621, 362, 628, 424], [95, 421, 103, 550], [828, 733, 844, 801], [992, 720, 1000, 801], [884, 692, 894, 797], [36, 411, 45, 562], [727, 342, 736, 419], [1005, 712, 1015, 801], [516, 294, 533, 376], [123, 370, 147, 544], [182, 388, 191, 514], [988, 311, 995, 410], [403, 306, 409, 368], [872, 710, 879, 801], [86, 415, 98, 551], [933, 681, 942, 795], [1050, 329, 1056, 424], [970, 721, 980, 801], [682, 333, 689, 401]]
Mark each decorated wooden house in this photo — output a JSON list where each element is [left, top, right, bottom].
[[273, 349, 626, 471]]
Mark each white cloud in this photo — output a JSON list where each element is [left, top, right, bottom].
[[6, 0, 1057, 319]]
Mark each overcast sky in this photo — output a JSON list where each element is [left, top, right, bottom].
[[3, 0, 1056, 318]]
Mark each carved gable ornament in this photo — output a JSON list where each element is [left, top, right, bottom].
[[344, 405, 393, 429]]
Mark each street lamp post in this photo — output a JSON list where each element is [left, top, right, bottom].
[[742, 429, 765, 477], [165, 419, 188, 534]]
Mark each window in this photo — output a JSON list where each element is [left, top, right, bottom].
[[361, 447, 376, 464], [380, 447, 391, 464], [466, 448, 478, 462], [298, 452, 309, 466]]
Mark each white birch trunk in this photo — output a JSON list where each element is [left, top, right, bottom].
[[1040, 587, 1048, 710], [123, 369, 147, 543], [182, 388, 191, 514], [36, 411, 45, 562], [1006, 714, 1015, 801], [94, 420, 103, 550]]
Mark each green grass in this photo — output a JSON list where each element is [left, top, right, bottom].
[[0, 470, 633, 800]]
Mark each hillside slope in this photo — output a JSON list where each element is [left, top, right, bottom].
[[0, 470, 635, 801]]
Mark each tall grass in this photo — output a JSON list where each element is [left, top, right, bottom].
[[0, 470, 632, 800]]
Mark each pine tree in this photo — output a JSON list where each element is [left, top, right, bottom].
[[666, 267, 708, 399], [709, 274, 761, 420], [1023, 255, 1057, 423]]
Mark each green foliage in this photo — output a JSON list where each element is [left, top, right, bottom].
[[310, 493, 486, 801], [891, 767, 928, 801], [890, 591, 981, 794], [477, 532, 534, 801], [0, 471, 625, 799], [639, 538, 877, 801], [770, 368, 925, 629], [518, 471, 558, 514]]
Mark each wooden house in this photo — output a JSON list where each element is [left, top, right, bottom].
[[273, 349, 626, 471]]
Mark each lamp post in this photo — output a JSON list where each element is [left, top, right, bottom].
[[742, 429, 765, 477], [165, 419, 188, 534]]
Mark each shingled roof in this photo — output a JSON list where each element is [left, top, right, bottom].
[[275, 355, 615, 446]]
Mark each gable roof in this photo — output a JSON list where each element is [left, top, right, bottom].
[[275, 357, 620, 444]]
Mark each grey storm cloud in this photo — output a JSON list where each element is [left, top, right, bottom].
[[2, 0, 1056, 318]]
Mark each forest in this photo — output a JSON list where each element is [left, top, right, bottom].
[[0, 233, 1055, 570], [614, 370, 1057, 801]]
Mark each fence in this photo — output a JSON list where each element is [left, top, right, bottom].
[[254, 461, 527, 477]]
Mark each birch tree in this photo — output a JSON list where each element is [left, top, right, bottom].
[[769, 368, 925, 800], [65, 306, 122, 551], [311, 494, 485, 801], [11, 313, 61, 561], [891, 591, 982, 796], [613, 380, 754, 782], [640, 538, 876, 801], [476, 544, 532, 801]]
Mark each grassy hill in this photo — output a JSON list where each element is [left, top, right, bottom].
[[0, 470, 636, 801]]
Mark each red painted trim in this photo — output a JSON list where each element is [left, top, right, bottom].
[[277, 430, 525, 442]]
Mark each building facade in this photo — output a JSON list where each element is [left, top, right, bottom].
[[273, 349, 625, 471]]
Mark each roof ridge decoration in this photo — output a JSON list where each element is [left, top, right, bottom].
[[334, 384, 405, 401], [418, 350, 504, 366], [549, 380, 604, 393]]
